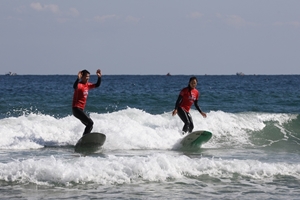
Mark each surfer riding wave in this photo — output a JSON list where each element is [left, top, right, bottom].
[[172, 76, 207, 135], [72, 69, 102, 135]]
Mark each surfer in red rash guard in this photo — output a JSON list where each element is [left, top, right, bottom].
[[72, 69, 102, 135], [172, 76, 207, 135]]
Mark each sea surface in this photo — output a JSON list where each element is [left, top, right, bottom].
[[0, 74, 300, 199]]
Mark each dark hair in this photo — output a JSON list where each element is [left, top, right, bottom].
[[81, 69, 90, 76], [188, 76, 198, 85], [187, 76, 198, 93]]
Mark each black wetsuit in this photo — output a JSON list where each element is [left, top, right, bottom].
[[174, 92, 202, 133], [72, 77, 101, 135]]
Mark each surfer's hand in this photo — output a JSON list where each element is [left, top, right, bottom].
[[200, 112, 207, 118], [96, 69, 101, 77], [78, 71, 82, 79], [172, 109, 177, 116]]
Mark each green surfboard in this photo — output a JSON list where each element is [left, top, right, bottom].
[[180, 130, 212, 147]]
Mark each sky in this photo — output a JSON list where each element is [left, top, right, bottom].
[[0, 0, 299, 75]]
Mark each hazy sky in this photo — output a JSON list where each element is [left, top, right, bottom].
[[1, 0, 299, 75]]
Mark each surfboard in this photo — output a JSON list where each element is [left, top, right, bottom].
[[180, 130, 212, 147], [75, 132, 106, 153]]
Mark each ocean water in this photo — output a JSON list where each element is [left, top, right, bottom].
[[0, 74, 300, 199]]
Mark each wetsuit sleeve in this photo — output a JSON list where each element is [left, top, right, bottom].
[[95, 77, 101, 88], [174, 95, 183, 110], [194, 100, 203, 113], [73, 78, 79, 89]]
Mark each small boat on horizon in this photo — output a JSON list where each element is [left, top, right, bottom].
[[5, 72, 17, 76], [236, 72, 245, 76]]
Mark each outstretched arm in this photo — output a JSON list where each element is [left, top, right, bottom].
[[194, 100, 207, 118], [172, 95, 182, 116]]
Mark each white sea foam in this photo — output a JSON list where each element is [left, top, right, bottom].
[[0, 108, 297, 150], [1, 153, 300, 186], [0, 108, 299, 187]]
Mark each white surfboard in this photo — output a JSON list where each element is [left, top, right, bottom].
[[180, 130, 212, 147], [75, 132, 106, 153]]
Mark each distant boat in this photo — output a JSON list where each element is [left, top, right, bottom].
[[166, 72, 171, 76], [5, 72, 17, 76], [236, 72, 245, 76]]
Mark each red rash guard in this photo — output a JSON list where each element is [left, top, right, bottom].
[[72, 82, 96, 110], [178, 87, 199, 112]]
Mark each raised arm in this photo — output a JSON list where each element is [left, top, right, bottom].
[[73, 71, 82, 89], [95, 69, 102, 88]]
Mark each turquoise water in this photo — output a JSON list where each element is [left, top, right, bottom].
[[0, 75, 300, 199]]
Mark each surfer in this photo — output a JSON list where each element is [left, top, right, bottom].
[[72, 69, 102, 135], [172, 76, 207, 135]]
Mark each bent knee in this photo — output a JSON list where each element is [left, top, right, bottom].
[[88, 118, 94, 126]]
